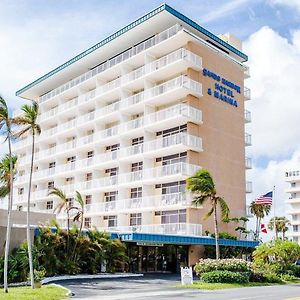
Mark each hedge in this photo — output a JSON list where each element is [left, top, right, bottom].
[[201, 270, 250, 283]]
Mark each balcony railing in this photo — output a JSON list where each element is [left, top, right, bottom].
[[244, 65, 250, 79], [246, 181, 252, 193], [245, 133, 252, 146], [99, 223, 203, 236], [244, 87, 251, 100], [40, 24, 182, 103], [245, 157, 252, 169], [244, 109, 251, 123]]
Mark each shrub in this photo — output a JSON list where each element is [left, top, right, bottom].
[[264, 272, 283, 283], [249, 271, 267, 282], [281, 274, 297, 281], [194, 258, 251, 276], [201, 270, 250, 283]]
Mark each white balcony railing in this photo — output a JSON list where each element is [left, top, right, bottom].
[[246, 181, 252, 193], [245, 133, 252, 146], [244, 87, 251, 100], [244, 109, 251, 123], [99, 223, 203, 236], [40, 24, 183, 103], [245, 157, 252, 169]]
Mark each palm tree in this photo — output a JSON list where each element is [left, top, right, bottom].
[[249, 201, 271, 240], [187, 169, 230, 259], [0, 155, 17, 198], [73, 191, 85, 233], [14, 101, 41, 289], [48, 187, 74, 252], [0, 96, 14, 293], [268, 216, 290, 239]]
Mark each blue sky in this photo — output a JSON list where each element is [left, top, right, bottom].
[[1, 0, 300, 235]]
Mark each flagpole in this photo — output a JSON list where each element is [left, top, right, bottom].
[[273, 185, 276, 239]]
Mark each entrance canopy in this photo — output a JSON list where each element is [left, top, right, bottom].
[[111, 232, 259, 248]]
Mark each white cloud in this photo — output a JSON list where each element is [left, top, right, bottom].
[[269, 0, 300, 14], [200, 0, 250, 23], [247, 151, 300, 240], [244, 26, 300, 159]]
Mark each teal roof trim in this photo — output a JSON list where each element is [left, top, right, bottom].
[[16, 3, 247, 97]]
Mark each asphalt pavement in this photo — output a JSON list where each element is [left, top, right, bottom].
[[55, 273, 300, 300]]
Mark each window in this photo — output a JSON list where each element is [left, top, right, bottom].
[[131, 162, 143, 172], [156, 124, 187, 137], [67, 156, 76, 163], [104, 191, 118, 202], [160, 209, 186, 224], [130, 213, 142, 226], [17, 206, 23, 211], [156, 152, 187, 165], [18, 188, 24, 195], [48, 181, 54, 189], [85, 195, 92, 205], [66, 177, 74, 184], [130, 187, 142, 199], [87, 151, 94, 158], [105, 167, 118, 176], [49, 162, 56, 169], [107, 215, 117, 227], [106, 144, 120, 152], [156, 181, 186, 195], [67, 198, 74, 207], [84, 217, 91, 228], [293, 225, 299, 232], [132, 137, 144, 145], [86, 173, 93, 181], [292, 215, 298, 221], [291, 182, 296, 187], [46, 201, 53, 210]]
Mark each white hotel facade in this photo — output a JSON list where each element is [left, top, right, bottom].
[[13, 4, 253, 264], [286, 170, 300, 243]]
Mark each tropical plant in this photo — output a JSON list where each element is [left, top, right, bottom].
[[253, 239, 300, 276], [224, 216, 250, 239], [14, 101, 41, 289], [187, 169, 229, 259], [73, 191, 85, 233], [268, 216, 290, 239], [249, 201, 271, 240], [48, 187, 76, 252], [0, 96, 15, 293]]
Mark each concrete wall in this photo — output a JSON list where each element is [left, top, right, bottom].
[[0, 209, 55, 255]]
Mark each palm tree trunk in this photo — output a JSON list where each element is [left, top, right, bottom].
[[67, 208, 70, 253], [3, 135, 13, 293], [26, 133, 35, 289], [257, 217, 261, 240], [213, 200, 220, 259], [255, 217, 259, 240]]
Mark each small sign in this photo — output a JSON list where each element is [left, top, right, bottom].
[[181, 267, 193, 285], [136, 242, 164, 247]]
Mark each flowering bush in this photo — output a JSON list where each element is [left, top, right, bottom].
[[194, 258, 251, 276]]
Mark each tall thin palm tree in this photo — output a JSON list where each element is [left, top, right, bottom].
[[187, 169, 230, 259], [73, 191, 85, 233], [14, 101, 41, 289], [0, 155, 17, 198], [48, 187, 74, 252], [0, 96, 14, 293], [249, 201, 271, 240]]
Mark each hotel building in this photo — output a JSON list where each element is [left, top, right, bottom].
[[285, 169, 300, 243], [14, 4, 255, 271]]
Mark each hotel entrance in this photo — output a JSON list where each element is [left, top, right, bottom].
[[127, 243, 188, 273]]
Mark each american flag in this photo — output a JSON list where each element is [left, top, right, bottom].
[[255, 191, 273, 205]]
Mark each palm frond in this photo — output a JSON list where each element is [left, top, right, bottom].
[[75, 191, 84, 210], [218, 197, 230, 220], [192, 195, 208, 207], [204, 206, 214, 220], [0, 185, 9, 198]]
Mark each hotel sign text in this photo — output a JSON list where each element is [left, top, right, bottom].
[[203, 68, 240, 108]]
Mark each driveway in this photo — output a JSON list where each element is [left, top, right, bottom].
[[56, 274, 300, 300]]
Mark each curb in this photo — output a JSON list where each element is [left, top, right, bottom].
[[42, 273, 144, 284]]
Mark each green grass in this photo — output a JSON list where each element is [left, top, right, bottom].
[[177, 281, 281, 290], [0, 284, 68, 300]]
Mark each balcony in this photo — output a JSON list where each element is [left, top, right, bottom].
[[79, 150, 119, 169], [99, 223, 203, 236], [245, 157, 252, 169], [245, 133, 252, 146], [244, 87, 251, 101], [244, 109, 251, 123], [286, 197, 300, 204], [246, 181, 252, 193], [244, 65, 250, 79], [40, 24, 182, 103]]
